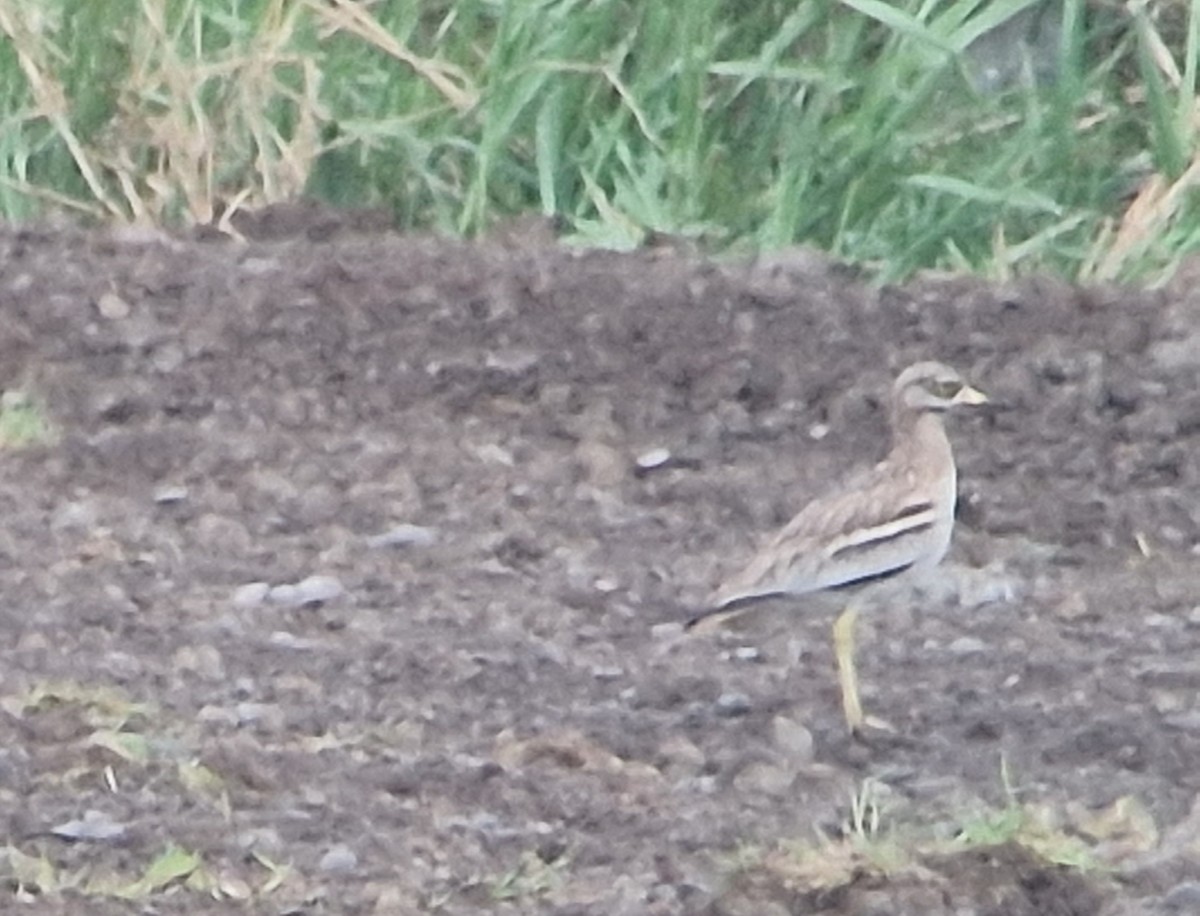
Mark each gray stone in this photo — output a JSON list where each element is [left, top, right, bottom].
[[50, 810, 127, 842], [715, 692, 751, 717], [318, 843, 358, 874], [269, 574, 345, 607], [231, 582, 270, 608], [366, 523, 437, 549], [947, 636, 988, 656], [635, 447, 671, 470], [772, 716, 815, 762]]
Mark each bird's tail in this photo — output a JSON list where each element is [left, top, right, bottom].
[[684, 592, 782, 633]]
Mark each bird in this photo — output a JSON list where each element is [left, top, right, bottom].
[[686, 361, 988, 734]]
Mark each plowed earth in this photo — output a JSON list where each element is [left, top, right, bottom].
[[2, 213, 1200, 914]]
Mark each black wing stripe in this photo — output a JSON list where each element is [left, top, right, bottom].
[[829, 560, 915, 591]]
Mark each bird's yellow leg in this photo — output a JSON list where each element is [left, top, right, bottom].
[[833, 606, 864, 733]]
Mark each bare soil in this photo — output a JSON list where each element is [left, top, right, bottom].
[[2, 212, 1200, 914]]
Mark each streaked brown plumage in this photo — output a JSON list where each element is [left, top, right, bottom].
[[687, 361, 988, 732]]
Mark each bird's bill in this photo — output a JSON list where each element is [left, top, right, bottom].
[[952, 384, 988, 406]]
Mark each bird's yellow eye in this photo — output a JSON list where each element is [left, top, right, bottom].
[[926, 379, 963, 400]]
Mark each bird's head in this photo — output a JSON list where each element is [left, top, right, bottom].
[[891, 361, 988, 417]]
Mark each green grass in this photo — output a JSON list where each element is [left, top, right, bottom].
[[0, 0, 1197, 281], [0, 390, 52, 448], [718, 768, 1141, 903]]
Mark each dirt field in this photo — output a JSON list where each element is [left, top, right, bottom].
[[2, 212, 1200, 914]]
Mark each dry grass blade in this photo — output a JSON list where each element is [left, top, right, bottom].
[[1096, 153, 1200, 280], [308, 0, 477, 113], [107, 0, 324, 224]]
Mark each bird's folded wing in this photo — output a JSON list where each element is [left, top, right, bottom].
[[691, 464, 936, 628]]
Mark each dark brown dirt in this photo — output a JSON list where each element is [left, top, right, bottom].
[[2, 214, 1200, 914]]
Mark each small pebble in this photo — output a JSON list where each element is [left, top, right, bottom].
[[715, 692, 752, 717], [958, 574, 1018, 608], [657, 735, 706, 775], [366, 524, 437, 549], [196, 706, 239, 726], [239, 256, 280, 277], [947, 636, 987, 656], [269, 574, 344, 607], [235, 703, 283, 729], [173, 644, 225, 680], [267, 631, 320, 651], [1053, 591, 1090, 621], [733, 762, 794, 796], [1145, 612, 1180, 630], [635, 447, 671, 470], [51, 501, 98, 531], [153, 485, 189, 504], [1165, 711, 1200, 732], [51, 810, 127, 842], [472, 442, 514, 466], [772, 716, 814, 762], [96, 291, 131, 320], [485, 349, 538, 374], [217, 876, 252, 901], [318, 844, 358, 874], [236, 827, 284, 854], [231, 582, 270, 608], [694, 775, 719, 795]]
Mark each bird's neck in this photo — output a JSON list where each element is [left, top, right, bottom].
[[891, 409, 954, 473]]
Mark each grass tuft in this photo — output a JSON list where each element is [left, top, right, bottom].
[[0, 390, 51, 448], [723, 763, 1122, 902], [0, 0, 1196, 280]]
